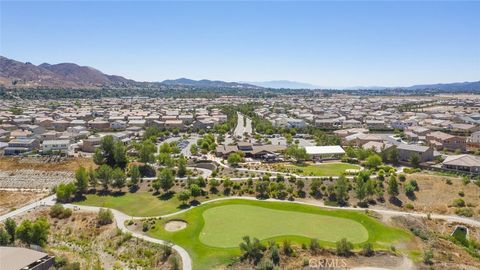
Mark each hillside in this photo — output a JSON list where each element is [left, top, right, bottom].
[[0, 56, 138, 89], [162, 78, 260, 89]]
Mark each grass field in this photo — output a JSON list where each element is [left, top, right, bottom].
[[75, 192, 183, 217], [148, 199, 412, 270], [200, 204, 368, 248], [287, 162, 360, 176]]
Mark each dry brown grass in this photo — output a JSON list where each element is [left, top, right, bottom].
[[0, 190, 47, 215], [0, 157, 96, 172], [393, 173, 480, 217]]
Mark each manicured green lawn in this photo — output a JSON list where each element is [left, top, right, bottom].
[[148, 199, 412, 270], [75, 192, 183, 217], [200, 204, 368, 248], [288, 162, 360, 176]]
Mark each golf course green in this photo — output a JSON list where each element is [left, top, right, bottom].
[[200, 204, 368, 248], [148, 199, 412, 270]]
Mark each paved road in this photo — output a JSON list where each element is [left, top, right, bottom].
[[0, 195, 56, 222], [233, 112, 252, 139]]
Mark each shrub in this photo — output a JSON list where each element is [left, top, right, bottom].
[[361, 242, 374, 256], [405, 203, 414, 210], [455, 207, 474, 217], [336, 238, 353, 256], [49, 204, 72, 219], [97, 208, 114, 225], [452, 198, 466, 207]]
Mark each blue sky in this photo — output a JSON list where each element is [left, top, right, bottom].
[[1, 1, 479, 88]]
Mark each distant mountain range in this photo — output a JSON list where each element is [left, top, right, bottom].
[[0, 56, 139, 89], [404, 81, 480, 91], [162, 78, 259, 89], [241, 80, 320, 89], [0, 56, 478, 91]]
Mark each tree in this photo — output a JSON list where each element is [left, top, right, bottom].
[[16, 220, 33, 245], [190, 144, 199, 156], [355, 176, 367, 202], [93, 148, 105, 165], [310, 238, 321, 255], [239, 236, 266, 264], [209, 178, 220, 193], [189, 184, 202, 199], [74, 166, 89, 194], [88, 167, 97, 190], [111, 168, 126, 191], [97, 208, 113, 225], [310, 179, 322, 198], [410, 154, 420, 168], [56, 183, 76, 203], [96, 164, 113, 191], [336, 238, 353, 256], [128, 165, 141, 188], [100, 135, 115, 166], [365, 154, 382, 168], [335, 175, 349, 205], [158, 153, 174, 167], [387, 175, 399, 197], [222, 178, 233, 195], [256, 181, 269, 198], [4, 218, 16, 244], [177, 155, 187, 177], [31, 217, 49, 246], [177, 190, 191, 204], [404, 181, 416, 197], [159, 169, 175, 192], [113, 141, 127, 169], [227, 152, 243, 166], [138, 140, 156, 164], [0, 228, 9, 246], [270, 245, 280, 265], [285, 144, 308, 163], [152, 179, 161, 193], [388, 147, 399, 165]]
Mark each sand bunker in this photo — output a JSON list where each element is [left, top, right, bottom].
[[164, 220, 187, 232]]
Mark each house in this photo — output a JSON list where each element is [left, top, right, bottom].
[[397, 144, 434, 163], [342, 119, 362, 129], [468, 131, 480, 146], [128, 119, 146, 128], [362, 141, 393, 153], [315, 119, 341, 129], [4, 138, 40, 156], [365, 120, 387, 130], [52, 120, 70, 131], [391, 119, 417, 130], [164, 120, 185, 130], [82, 137, 101, 153], [287, 119, 307, 129], [304, 145, 345, 159], [442, 154, 480, 174], [193, 119, 215, 130], [0, 246, 55, 270], [42, 140, 70, 154], [110, 120, 127, 130], [426, 131, 466, 152], [89, 119, 110, 131]]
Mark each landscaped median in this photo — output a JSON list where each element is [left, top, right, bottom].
[[147, 199, 413, 270]]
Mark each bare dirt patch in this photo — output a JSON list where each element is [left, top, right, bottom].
[[0, 190, 47, 215], [164, 220, 187, 232], [0, 156, 95, 172]]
